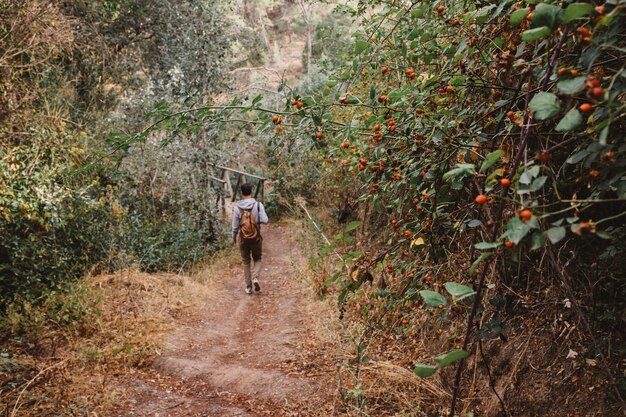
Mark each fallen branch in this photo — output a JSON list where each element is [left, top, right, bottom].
[[11, 358, 69, 417]]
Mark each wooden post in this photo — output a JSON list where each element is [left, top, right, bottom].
[[223, 169, 233, 199], [232, 174, 243, 202]]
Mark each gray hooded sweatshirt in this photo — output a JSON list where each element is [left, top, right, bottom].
[[232, 198, 269, 240]]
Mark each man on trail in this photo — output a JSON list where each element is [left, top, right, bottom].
[[232, 182, 269, 294]]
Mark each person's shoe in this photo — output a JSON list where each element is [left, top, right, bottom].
[[252, 278, 261, 292], [245, 286, 252, 294]]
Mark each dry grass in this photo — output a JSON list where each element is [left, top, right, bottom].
[[288, 204, 457, 416], [0, 247, 239, 416]]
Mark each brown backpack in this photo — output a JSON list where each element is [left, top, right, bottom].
[[238, 203, 259, 241]]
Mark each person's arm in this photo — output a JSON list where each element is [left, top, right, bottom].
[[232, 206, 241, 243], [258, 202, 269, 224]]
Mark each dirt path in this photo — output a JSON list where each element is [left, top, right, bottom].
[[114, 224, 331, 416]]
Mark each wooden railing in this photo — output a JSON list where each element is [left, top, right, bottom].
[[207, 163, 266, 211]]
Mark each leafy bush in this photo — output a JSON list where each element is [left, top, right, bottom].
[[0, 0, 233, 306]]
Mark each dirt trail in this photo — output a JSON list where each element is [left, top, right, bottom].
[[115, 224, 330, 416]]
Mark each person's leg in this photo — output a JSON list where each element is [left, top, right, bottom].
[[251, 238, 263, 291], [239, 240, 252, 293]]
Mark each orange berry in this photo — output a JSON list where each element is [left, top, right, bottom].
[[315, 131, 323, 139], [570, 69, 579, 77], [504, 240, 515, 249], [437, 5, 445, 14], [296, 101, 303, 109], [475, 194, 488, 205], [590, 87, 604, 99], [585, 76, 600, 89], [519, 209, 532, 221], [438, 304, 444, 309], [536, 150, 552, 163], [576, 27, 591, 36], [557, 67, 568, 76], [437, 328, 443, 335], [500, 178, 511, 187], [425, 274, 433, 282], [381, 66, 389, 74], [579, 103, 593, 113], [595, 5, 606, 14]]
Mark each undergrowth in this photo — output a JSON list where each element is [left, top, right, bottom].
[[0, 245, 240, 416]]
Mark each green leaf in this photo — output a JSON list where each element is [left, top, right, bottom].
[[468, 219, 482, 228], [354, 40, 369, 55], [557, 76, 586, 94], [324, 272, 340, 287], [529, 231, 546, 251], [480, 150, 503, 173], [529, 92, 561, 121], [532, 3, 563, 30], [434, 350, 470, 368], [442, 163, 475, 180], [503, 217, 532, 244], [444, 282, 476, 300], [469, 252, 492, 276], [413, 363, 437, 378], [411, 8, 425, 19], [599, 126, 609, 145], [474, 241, 501, 250], [510, 8, 530, 26], [545, 226, 566, 244], [555, 108, 583, 132], [566, 149, 590, 164], [419, 290, 447, 307], [251, 94, 263, 106], [521, 26, 552, 42], [344, 221, 361, 232], [563, 3, 594, 24], [520, 165, 540, 184], [530, 176, 547, 191]]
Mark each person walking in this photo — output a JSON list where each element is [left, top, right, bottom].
[[232, 182, 269, 294]]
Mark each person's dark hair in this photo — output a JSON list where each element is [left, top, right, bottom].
[[240, 182, 253, 196]]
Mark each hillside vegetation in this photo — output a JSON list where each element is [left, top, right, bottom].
[[1, 0, 625, 416], [266, 1, 626, 415]]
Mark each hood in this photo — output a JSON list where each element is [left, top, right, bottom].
[[236, 198, 257, 210]]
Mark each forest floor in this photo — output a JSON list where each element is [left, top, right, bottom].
[[112, 221, 338, 417]]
